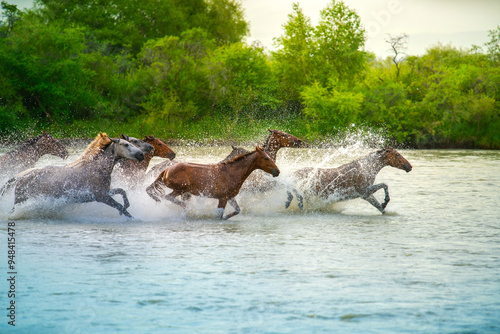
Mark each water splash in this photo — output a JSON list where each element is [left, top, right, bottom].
[[1, 127, 396, 221]]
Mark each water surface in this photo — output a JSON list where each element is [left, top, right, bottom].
[[1, 146, 499, 333]]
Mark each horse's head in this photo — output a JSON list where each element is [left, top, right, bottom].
[[144, 135, 176, 160], [121, 134, 154, 155], [255, 146, 280, 177], [111, 138, 145, 162], [38, 131, 69, 160], [379, 147, 412, 172], [268, 129, 303, 148]]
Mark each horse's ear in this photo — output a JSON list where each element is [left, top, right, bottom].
[[120, 133, 129, 140], [110, 138, 119, 143], [255, 146, 263, 152]]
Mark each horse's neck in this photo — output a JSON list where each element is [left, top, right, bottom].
[[75, 145, 117, 174], [357, 153, 386, 175], [121, 154, 152, 175], [262, 136, 279, 161], [224, 152, 259, 185], [14, 143, 45, 166]]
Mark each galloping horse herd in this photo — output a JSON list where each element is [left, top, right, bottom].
[[0, 130, 412, 220]]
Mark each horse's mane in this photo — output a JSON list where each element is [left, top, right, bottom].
[[66, 132, 112, 167], [220, 149, 256, 165], [261, 130, 276, 149]]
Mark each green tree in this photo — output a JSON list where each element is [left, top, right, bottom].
[[207, 42, 277, 117], [0, 13, 101, 131], [485, 26, 500, 63], [34, 0, 248, 56], [301, 81, 363, 135], [313, 0, 367, 85], [0, 1, 19, 34], [137, 29, 214, 134], [272, 3, 314, 103]]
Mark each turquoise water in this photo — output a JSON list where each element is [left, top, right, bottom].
[[1, 147, 499, 333]]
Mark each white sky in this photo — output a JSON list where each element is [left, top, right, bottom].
[[11, 0, 500, 57], [242, 0, 500, 57]]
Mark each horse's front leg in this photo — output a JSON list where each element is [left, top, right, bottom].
[[164, 190, 187, 209], [109, 188, 130, 210], [97, 195, 133, 218], [222, 198, 240, 220], [215, 199, 227, 219], [363, 183, 389, 213]]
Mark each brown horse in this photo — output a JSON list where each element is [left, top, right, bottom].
[[114, 135, 176, 186], [218, 129, 303, 193], [221, 129, 303, 162], [1, 132, 145, 218], [285, 147, 412, 213], [145, 129, 302, 180], [146, 146, 280, 220], [0, 131, 69, 178]]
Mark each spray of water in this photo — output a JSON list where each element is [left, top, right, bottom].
[[0, 127, 393, 222]]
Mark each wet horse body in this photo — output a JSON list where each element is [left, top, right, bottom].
[[114, 135, 175, 186], [146, 129, 302, 181], [2, 133, 145, 218], [221, 129, 303, 163], [146, 147, 280, 219], [220, 129, 303, 193], [0, 131, 68, 178], [285, 148, 412, 213]]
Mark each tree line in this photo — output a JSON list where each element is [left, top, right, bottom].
[[1, 0, 499, 148]]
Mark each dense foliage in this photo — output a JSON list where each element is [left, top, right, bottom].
[[0, 0, 499, 148]]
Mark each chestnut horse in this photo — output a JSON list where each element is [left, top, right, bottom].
[[0, 131, 69, 179], [146, 129, 302, 180], [219, 129, 303, 193], [285, 147, 412, 213], [114, 135, 175, 186], [1, 132, 145, 218], [146, 146, 280, 220]]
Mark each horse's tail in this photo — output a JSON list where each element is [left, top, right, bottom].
[[146, 170, 168, 203], [0, 177, 17, 197]]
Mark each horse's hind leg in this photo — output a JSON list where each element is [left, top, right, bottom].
[[98, 195, 133, 218], [294, 189, 304, 210], [285, 188, 304, 210], [222, 198, 240, 220], [164, 190, 187, 209], [109, 188, 130, 209], [285, 191, 293, 209]]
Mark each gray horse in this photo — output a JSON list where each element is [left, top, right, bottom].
[[0, 131, 69, 179], [1, 132, 147, 218]]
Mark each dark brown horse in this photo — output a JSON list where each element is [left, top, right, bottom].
[[285, 147, 412, 213], [221, 129, 303, 162], [114, 135, 175, 186], [0, 131, 68, 178], [1, 132, 145, 218], [146, 146, 280, 220]]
